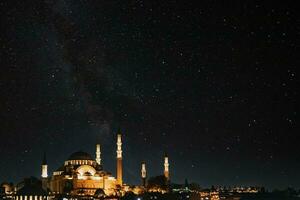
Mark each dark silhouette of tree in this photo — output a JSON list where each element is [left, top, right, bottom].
[[147, 175, 168, 190], [189, 182, 201, 191], [121, 192, 137, 200]]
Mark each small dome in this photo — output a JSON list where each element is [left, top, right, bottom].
[[68, 151, 94, 161]]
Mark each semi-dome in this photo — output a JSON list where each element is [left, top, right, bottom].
[[68, 151, 94, 160]]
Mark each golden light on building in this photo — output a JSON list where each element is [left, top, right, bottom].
[[116, 133, 123, 186], [164, 154, 170, 181], [141, 161, 147, 187], [41, 153, 48, 178], [96, 144, 101, 165], [41, 131, 125, 196]]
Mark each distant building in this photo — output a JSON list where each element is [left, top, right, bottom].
[[15, 177, 49, 200], [1, 182, 14, 195]]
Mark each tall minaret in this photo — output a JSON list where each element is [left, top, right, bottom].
[[116, 131, 123, 185], [96, 144, 101, 165], [41, 153, 48, 178], [141, 161, 147, 187], [41, 153, 48, 191], [164, 154, 170, 181]]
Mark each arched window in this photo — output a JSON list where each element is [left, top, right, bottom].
[[77, 165, 96, 176]]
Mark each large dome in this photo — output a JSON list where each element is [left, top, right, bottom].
[[68, 151, 94, 160]]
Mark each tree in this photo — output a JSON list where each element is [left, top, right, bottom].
[[189, 183, 201, 191], [147, 175, 168, 191], [121, 192, 137, 200]]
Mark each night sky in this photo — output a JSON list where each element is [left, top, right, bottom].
[[0, 1, 298, 189]]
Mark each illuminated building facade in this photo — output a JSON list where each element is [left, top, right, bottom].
[[44, 132, 124, 196], [49, 150, 118, 196]]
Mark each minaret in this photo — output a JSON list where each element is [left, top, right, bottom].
[[116, 131, 123, 185], [164, 154, 170, 181], [41, 153, 48, 178], [41, 153, 48, 191], [141, 161, 147, 187], [96, 144, 101, 165]]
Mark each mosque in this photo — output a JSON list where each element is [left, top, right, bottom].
[[38, 131, 170, 197]]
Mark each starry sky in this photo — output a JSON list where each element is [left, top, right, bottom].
[[0, 1, 298, 189]]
